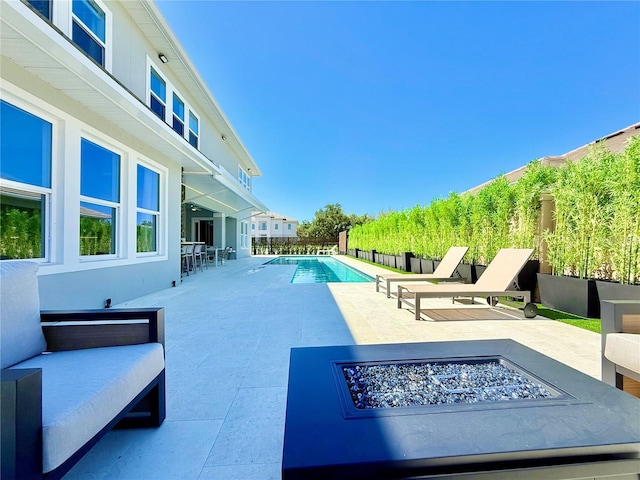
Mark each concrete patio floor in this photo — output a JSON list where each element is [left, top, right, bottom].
[[64, 255, 601, 479]]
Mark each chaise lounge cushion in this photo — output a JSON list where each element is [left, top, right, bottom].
[[604, 333, 640, 376], [0, 261, 47, 369], [9, 343, 165, 473]]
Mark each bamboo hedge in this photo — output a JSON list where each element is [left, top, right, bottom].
[[349, 136, 640, 284]]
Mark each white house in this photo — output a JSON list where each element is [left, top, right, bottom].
[[0, 0, 268, 308], [251, 212, 299, 239]]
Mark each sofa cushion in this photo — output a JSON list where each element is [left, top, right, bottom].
[[604, 333, 640, 376], [10, 343, 164, 473], [0, 261, 47, 368]]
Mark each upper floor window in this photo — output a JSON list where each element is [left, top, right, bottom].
[[172, 93, 184, 136], [188, 111, 199, 148], [150, 67, 166, 120], [136, 164, 160, 254], [238, 167, 251, 191], [26, 0, 51, 20], [0, 100, 52, 260], [80, 138, 120, 256], [288, 223, 292, 230], [147, 60, 200, 151], [252, 223, 255, 230], [72, 0, 106, 66], [259, 222, 267, 231], [274, 223, 279, 230]]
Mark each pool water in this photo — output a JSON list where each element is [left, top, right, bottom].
[[265, 256, 374, 284]]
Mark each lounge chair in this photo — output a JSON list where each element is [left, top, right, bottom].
[[375, 246, 469, 298], [397, 248, 538, 320]]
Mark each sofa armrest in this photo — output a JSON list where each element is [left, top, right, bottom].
[[40, 308, 164, 352], [1, 368, 42, 480], [601, 300, 640, 388]]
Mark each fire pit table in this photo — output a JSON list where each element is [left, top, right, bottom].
[[282, 339, 640, 479]]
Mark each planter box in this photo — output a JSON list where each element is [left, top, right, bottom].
[[474, 265, 486, 281], [421, 259, 435, 274], [410, 257, 422, 274], [516, 260, 540, 295], [596, 281, 640, 304], [455, 263, 475, 284], [537, 274, 600, 318]]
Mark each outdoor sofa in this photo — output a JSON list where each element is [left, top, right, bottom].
[[1, 261, 166, 480], [396, 248, 538, 321], [375, 246, 469, 298], [601, 299, 640, 392]]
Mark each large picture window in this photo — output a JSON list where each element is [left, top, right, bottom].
[[80, 138, 120, 256], [72, 0, 106, 66], [0, 100, 52, 260], [136, 164, 160, 253]]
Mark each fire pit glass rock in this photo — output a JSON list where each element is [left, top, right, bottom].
[[342, 359, 555, 409]]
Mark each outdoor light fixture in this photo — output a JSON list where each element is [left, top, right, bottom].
[[221, 134, 227, 140], [105, 298, 112, 309], [158, 53, 168, 63]]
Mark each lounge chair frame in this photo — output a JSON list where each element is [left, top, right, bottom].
[[396, 248, 538, 320], [375, 246, 469, 298]]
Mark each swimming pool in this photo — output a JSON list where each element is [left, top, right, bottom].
[[265, 256, 374, 284]]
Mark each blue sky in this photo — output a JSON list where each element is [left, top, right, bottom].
[[157, 1, 640, 223]]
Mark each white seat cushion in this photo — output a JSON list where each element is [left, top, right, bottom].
[[604, 333, 640, 376], [10, 343, 164, 473]]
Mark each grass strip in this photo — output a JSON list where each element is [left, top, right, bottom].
[[499, 298, 600, 333]]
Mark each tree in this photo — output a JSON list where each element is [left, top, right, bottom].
[[299, 203, 373, 240]]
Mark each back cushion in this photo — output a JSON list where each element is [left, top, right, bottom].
[[1, 261, 47, 368]]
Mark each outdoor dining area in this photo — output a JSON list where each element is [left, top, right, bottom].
[[180, 242, 235, 275]]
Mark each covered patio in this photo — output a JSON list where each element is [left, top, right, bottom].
[[63, 255, 601, 479]]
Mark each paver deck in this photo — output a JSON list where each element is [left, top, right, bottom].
[[64, 255, 601, 479]]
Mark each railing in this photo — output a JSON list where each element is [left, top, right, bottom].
[[251, 236, 338, 255]]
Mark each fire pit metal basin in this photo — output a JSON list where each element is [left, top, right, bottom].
[[282, 339, 640, 479]]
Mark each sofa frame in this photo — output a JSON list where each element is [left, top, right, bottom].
[[1, 307, 166, 480]]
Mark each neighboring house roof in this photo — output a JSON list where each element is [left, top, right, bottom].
[[465, 121, 640, 195]]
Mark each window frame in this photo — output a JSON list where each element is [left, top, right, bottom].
[[147, 58, 201, 151], [0, 98, 55, 262], [68, 0, 112, 70], [240, 220, 248, 249], [78, 136, 122, 260], [238, 166, 251, 191], [135, 160, 163, 257], [188, 110, 199, 149]]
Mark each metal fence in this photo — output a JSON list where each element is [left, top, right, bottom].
[[251, 236, 338, 255]]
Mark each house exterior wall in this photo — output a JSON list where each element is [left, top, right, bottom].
[[251, 212, 299, 239], [1, 0, 265, 308]]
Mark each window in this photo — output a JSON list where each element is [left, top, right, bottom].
[[150, 67, 166, 121], [259, 222, 267, 231], [27, 0, 51, 19], [252, 223, 255, 230], [240, 221, 248, 249], [72, 0, 106, 66], [288, 223, 292, 230], [188, 111, 199, 148], [147, 61, 199, 150], [274, 223, 279, 230], [238, 167, 251, 191], [136, 164, 160, 254], [0, 101, 52, 260], [80, 138, 120, 256], [172, 93, 184, 136]]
